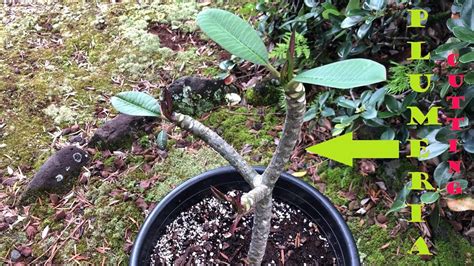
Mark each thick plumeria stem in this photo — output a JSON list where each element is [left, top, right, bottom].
[[171, 112, 259, 186], [247, 194, 273, 265], [262, 83, 306, 186], [247, 83, 306, 264]]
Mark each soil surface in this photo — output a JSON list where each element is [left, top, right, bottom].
[[150, 191, 337, 265]]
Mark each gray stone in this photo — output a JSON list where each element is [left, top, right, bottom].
[[10, 249, 21, 262], [89, 114, 154, 150], [19, 146, 89, 205]]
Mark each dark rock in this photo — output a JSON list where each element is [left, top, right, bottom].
[[70, 124, 80, 133], [0, 222, 8, 231], [49, 194, 60, 205], [19, 146, 89, 205], [10, 249, 21, 262], [89, 114, 154, 150], [69, 135, 84, 144], [166, 76, 236, 116], [348, 200, 360, 211], [5, 215, 17, 224], [19, 246, 32, 257], [54, 210, 67, 221], [376, 213, 388, 224]]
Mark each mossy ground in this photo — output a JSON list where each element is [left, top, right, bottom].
[[0, 2, 470, 265]]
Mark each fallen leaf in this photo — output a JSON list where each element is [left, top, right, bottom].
[[292, 171, 307, 178], [375, 181, 387, 191], [41, 225, 50, 239], [446, 197, 474, 212]]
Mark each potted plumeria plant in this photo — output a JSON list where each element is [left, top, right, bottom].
[[111, 8, 386, 265]]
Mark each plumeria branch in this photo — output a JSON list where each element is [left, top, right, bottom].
[[170, 112, 259, 186], [262, 83, 306, 185]]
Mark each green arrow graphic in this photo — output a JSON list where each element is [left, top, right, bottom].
[[306, 132, 399, 166]]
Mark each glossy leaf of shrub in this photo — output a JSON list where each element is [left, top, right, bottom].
[[111, 91, 160, 117], [461, 0, 473, 30], [433, 162, 453, 187], [420, 192, 440, 204], [387, 181, 412, 214], [462, 129, 474, 153], [293, 59, 386, 89], [453, 26, 474, 42], [303, 106, 317, 122], [419, 142, 449, 161], [460, 51, 474, 63], [197, 9, 268, 65], [363, 0, 385, 11], [381, 128, 395, 140], [341, 16, 363, 28], [455, 179, 469, 191]]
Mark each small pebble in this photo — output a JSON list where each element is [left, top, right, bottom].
[[10, 249, 21, 262]]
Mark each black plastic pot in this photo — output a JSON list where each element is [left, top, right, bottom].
[[130, 166, 360, 265]]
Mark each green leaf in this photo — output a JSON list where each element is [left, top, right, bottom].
[[434, 40, 469, 54], [433, 162, 453, 187], [387, 181, 411, 214], [338, 39, 352, 59], [322, 3, 341, 19], [156, 130, 168, 150], [337, 97, 358, 109], [460, 51, 474, 63], [363, 0, 385, 11], [387, 199, 406, 214], [454, 179, 469, 191], [447, 18, 467, 33], [440, 82, 451, 98], [293, 59, 386, 89], [462, 129, 474, 153], [318, 91, 331, 106], [321, 107, 335, 117], [381, 128, 395, 140], [400, 181, 412, 199], [384, 95, 401, 113], [304, 0, 319, 8], [420, 192, 440, 204], [368, 87, 386, 107], [357, 20, 372, 39], [377, 111, 397, 119], [111, 91, 160, 117], [331, 127, 345, 136], [197, 9, 268, 65], [341, 16, 364, 28], [360, 90, 373, 104], [419, 142, 449, 161], [346, 0, 360, 14], [466, 72, 474, 84], [461, 0, 474, 30], [304, 106, 317, 122], [361, 107, 377, 119], [453, 26, 474, 43], [341, 115, 360, 124], [401, 92, 417, 111]]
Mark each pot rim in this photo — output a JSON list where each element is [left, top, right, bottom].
[[130, 166, 359, 265]]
